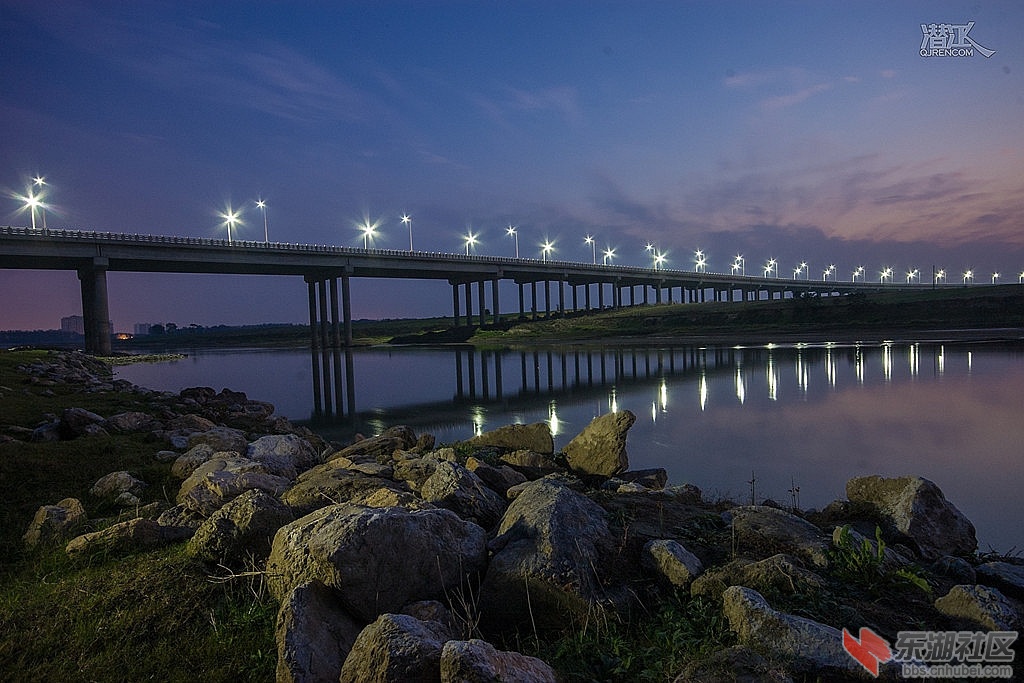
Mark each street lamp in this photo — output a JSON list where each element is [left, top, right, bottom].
[[33, 175, 47, 229], [21, 189, 40, 230], [541, 239, 554, 262], [401, 213, 412, 251], [793, 262, 807, 280], [506, 225, 518, 258], [694, 249, 706, 273], [1019, 271, 1024, 284], [799, 261, 808, 279], [602, 247, 615, 265], [905, 268, 919, 284], [654, 250, 666, 270], [255, 199, 268, 242], [935, 269, 946, 284], [464, 230, 478, 255], [764, 258, 777, 278], [823, 264, 835, 281], [852, 265, 865, 282], [879, 267, 893, 283], [992, 272, 1000, 284], [584, 235, 596, 264], [359, 220, 377, 249], [962, 269, 973, 284], [220, 208, 241, 244], [733, 254, 745, 276]]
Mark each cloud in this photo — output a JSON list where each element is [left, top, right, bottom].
[[760, 83, 832, 110]]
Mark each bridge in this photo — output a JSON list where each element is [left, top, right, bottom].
[[1, 225, 941, 355]]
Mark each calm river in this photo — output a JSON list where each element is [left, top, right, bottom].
[[116, 339, 1024, 552]]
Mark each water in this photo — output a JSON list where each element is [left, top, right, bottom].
[[116, 340, 1024, 552]]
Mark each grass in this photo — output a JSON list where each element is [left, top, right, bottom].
[[0, 349, 277, 682]]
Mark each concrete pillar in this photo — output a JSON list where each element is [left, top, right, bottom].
[[452, 283, 461, 326], [544, 280, 551, 317], [558, 280, 565, 313], [655, 286, 662, 304], [518, 283, 525, 317], [78, 259, 111, 355], [491, 278, 500, 324], [329, 278, 341, 348], [341, 275, 353, 347], [644, 286, 649, 305], [531, 281, 538, 320], [572, 284, 578, 312], [477, 280, 486, 327], [598, 283, 605, 309], [306, 278, 322, 414], [585, 283, 591, 310], [465, 282, 474, 327]]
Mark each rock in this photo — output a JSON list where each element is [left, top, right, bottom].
[[933, 556, 977, 584], [154, 449, 179, 463], [340, 613, 452, 683], [381, 425, 419, 449], [934, 584, 1019, 631], [562, 410, 635, 477], [727, 506, 830, 568], [59, 407, 107, 438], [421, 461, 508, 528], [439, 639, 557, 682], [392, 455, 442, 492], [351, 488, 436, 511], [167, 413, 217, 432], [29, 420, 61, 442], [330, 435, 410, 465], [332, 456, 394, 478], [276, 580, 363, 683], [89, 471, 148, 506], [23, 497, 87, 547], [412, 433, 436, 453], [690, 554, 826, 601], [832, 525, 912, 572], [478, 478, 614, 631], [976, 561, 1024, 600], [187, 489, 293, 565], [679, 645, 794, 683], [66, 518, 193, 556], [177, 455, 291, 516], [157, 504, 205, 530], [722, 586, 860, 674], [465, 457, 527, 496], [282, 461, 406, 516], [618, 467, 668, 490], [641, 539, 704, 590], [246, 434, 321, 479], [466, 422, 554, 455], [171, 443, 217, 479], [497, 450, 561, 479], [186, 426, 249, 455], [104, 411, 156, 433], [267, 504, 488, 622], [846, 475, 977, 560]]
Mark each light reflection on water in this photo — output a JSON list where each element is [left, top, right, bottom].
[[117, 340, 1024, 552]]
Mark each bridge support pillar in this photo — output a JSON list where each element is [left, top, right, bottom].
[[78, 258, 111, 355], [585, 283, 591, 311], [598, 283, 604, 309], [518, 283, 525, 318], [477, 280, 486, 327], [544, 280, 551, 317], [531, 282, 538, 320], [452, 283, 461, 326], [464, 282, 474, 328], [491, 278, 500, 325], [558, 280, 565, 313], [655, 286, 661, 304], [341, 275, 353, 347]]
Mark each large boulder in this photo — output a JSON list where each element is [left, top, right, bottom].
[[177, 455, 291, 516], [171, 444, 217, 479], [89, 471, 148, 507], [420, 461, 508, 528], [186, 489, 293, 565], [23, 497, 87, 547], [329, 428, 416, 465], [281, 461, 406, 516], [104, 411, 157, 434], [339, 613, 452, 683], [691, 554, 826, 601], [65, 518, 192, 556], [267, 504, 488, 622], [846, 475, 977, 560], [976, 561, 1024, 600], [466, 422, 554, 455], [276, 580, 363, 683], [562, 410, 635, 477], [59, 407, 108, 439], [439, 639, 557, 682], [465, 457, 527, 496], [186, 426, 248, 455], [934, 584, 1019, 631], [722, 586, 861, 675], [246, 434, 321, 479], [641, 539, 704, 590], [728, 506, 830, 568], [478, 477, 615, 631]]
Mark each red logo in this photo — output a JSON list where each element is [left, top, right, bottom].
[[843, 627, 893, 677]]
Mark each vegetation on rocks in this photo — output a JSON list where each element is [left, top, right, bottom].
[[1, 348, 1022, 682]]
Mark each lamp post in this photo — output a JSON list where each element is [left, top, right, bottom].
[[823, 264, 835, 281], [962, 269, 973, 284], [506, 226, 518, 258], [852, 266, 865, 282], [22, 190, 40, 230], [694, 249, 706, 273], [906, 268, 919, 284], [464, 230, 478, 255], [256, 199, 268, 242], [400, 214, 412, 251], [880, 267, 893, 283], [359, 221, 377, 249], [992, 272, 1000, 284], [541, 239, 554, 262], [220, 208, 241, 244], [33, 176, 47, 230], [585, 235, 596, 264], [603, 247, 615, 265], [734, 254, 745, 276], [654, 250, 666, 270], [764, 258, 777, 278], [935, 268, 946, 284]]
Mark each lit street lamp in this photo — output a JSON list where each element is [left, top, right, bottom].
[[880, 267, 893, 283], [220, 208, 241, 244], [602, 247, 615, 265], [963, 269, 974, 284], [506, 226, 518, 258], [401, 213, 412, 251], [992, 272, 1000, 284], [764, 258, 777, 278], [33, 175, 47, 229], [256, 199, 268, 242], [359, 220, 377, 249], [823, 264, 835, 281], [905, 268, 919, 284], [694, 249, 706, 273], [733, 254, 745, 276], [585, 235, 596, 264], [1019, 271, 1024, 284], [464, 230, 478, 255], [541, 239, 554, 262], [21, 189, 40, 230], [654, 250, 666, 270], [852, 265, 865, 282], [935, 268, 946, 284], [793, 262, 807, 280]]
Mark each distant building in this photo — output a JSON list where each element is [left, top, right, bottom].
[[60, 315, 85, 335], [134, 323, 152, 335]]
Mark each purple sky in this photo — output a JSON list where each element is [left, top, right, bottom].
[[2, 1, 1023, 331]]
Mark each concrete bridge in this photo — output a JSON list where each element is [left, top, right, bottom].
[[1, 226, 938, 355]]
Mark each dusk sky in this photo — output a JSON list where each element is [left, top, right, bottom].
[[2, 1, 1023, 331]]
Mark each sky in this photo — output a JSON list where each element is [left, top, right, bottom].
[[2, 1, 1023, 331]]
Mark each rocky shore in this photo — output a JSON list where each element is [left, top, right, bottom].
[[6, 350, 1024, 681]]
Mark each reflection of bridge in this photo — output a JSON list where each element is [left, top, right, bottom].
[[306, 342, 963, 436], [2, 226, 946, 354]]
